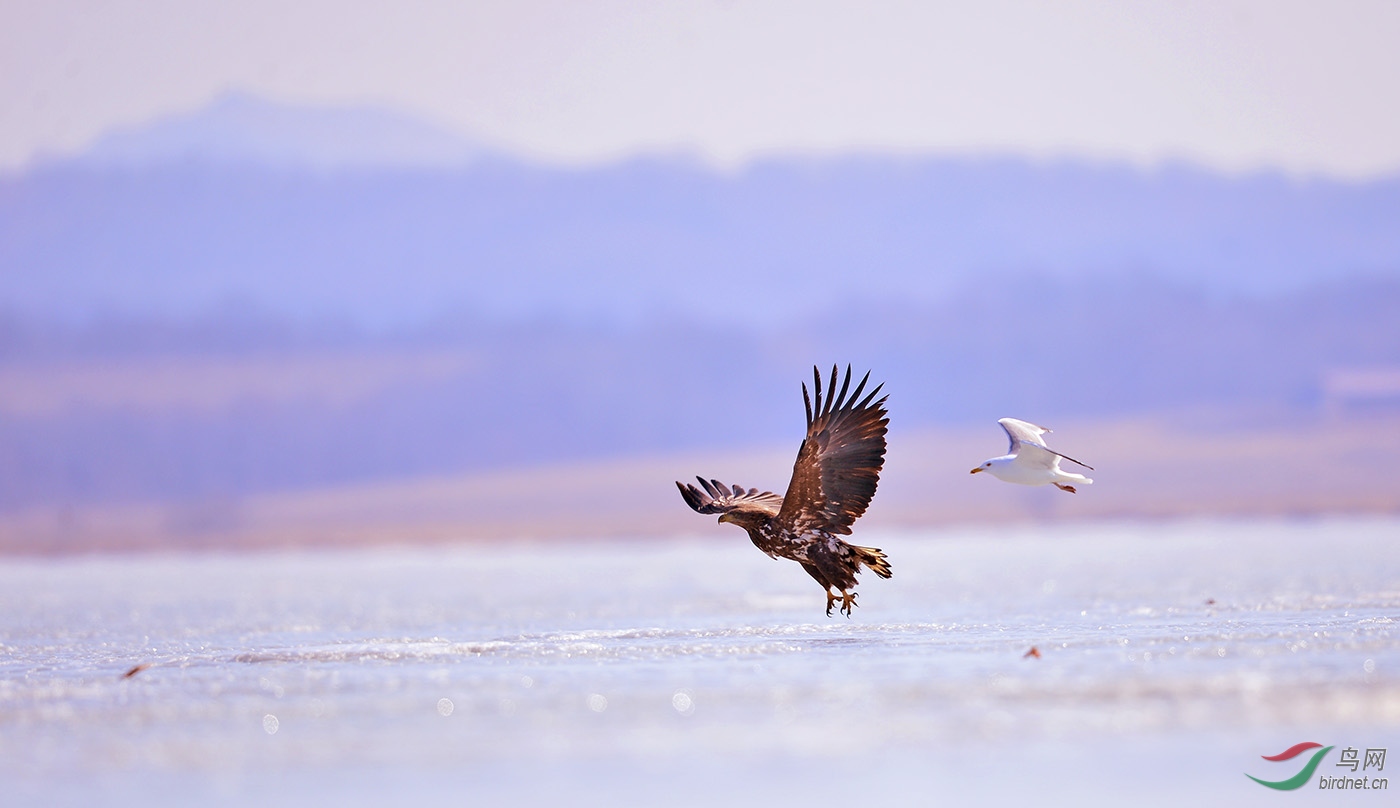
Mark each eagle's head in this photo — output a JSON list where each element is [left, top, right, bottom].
[[717, 509, 767, 531]]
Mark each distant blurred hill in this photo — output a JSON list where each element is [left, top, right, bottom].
[[61, 91, 486, 172], [4, 97, 1400, 326], [1, 96, 1398, 519]]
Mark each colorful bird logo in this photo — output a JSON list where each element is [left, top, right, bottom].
[[1246, 742, 1334, 790]]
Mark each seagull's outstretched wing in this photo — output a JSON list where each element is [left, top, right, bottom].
[[998, 417, 1094, 470], [1012, 442, 1061, 470], [998, 418, 1050, 452]]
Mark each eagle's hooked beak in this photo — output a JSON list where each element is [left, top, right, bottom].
[[969, 467, 983, 474], [717, 513, 732, 524]]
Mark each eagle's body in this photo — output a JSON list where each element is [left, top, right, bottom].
[[677, 365, 891, 616]]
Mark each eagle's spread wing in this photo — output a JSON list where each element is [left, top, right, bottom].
[[775, 365, 888, 537], [676, 477, 783, 516]]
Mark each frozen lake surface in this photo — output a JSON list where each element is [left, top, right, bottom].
[[2, 518, 1398, 806]]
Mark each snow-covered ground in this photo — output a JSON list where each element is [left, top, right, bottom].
[[2, 518, 1397, 806]]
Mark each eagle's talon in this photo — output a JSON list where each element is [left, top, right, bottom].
[[825, 591, 837, 617], [840, 591, 858, 617]]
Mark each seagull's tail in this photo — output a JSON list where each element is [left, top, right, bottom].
[[1053, 463, 1093, 486], [853, 545, 892, 579]]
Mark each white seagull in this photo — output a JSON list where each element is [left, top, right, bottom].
[[970, 418, 1094, 493]]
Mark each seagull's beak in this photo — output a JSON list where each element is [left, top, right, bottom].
[[969, 467, 983, 474]]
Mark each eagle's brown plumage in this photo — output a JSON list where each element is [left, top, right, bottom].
[[676, 364, 891, 616]]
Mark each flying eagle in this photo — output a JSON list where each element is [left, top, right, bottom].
[[676, 365, 892, 617]]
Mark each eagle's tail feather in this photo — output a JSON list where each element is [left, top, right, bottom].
[[853, 545, 892, 579]]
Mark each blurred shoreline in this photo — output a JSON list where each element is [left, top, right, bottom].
[[4, 411, 1395, 556]]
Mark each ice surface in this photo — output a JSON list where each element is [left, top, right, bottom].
[[2, 519, 1398, 806]]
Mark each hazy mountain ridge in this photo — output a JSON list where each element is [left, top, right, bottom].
[[71, 91, 486, 171], [4, 153, 1400, 327]]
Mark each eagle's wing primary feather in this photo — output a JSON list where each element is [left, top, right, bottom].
[[775, 364, 889, 536], [676, 477, 783, 516]]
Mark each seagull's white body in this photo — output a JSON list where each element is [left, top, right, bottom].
[[971, 418, 1094, 493]]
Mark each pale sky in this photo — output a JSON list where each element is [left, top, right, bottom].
[[4, 0, 1400, 177]]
